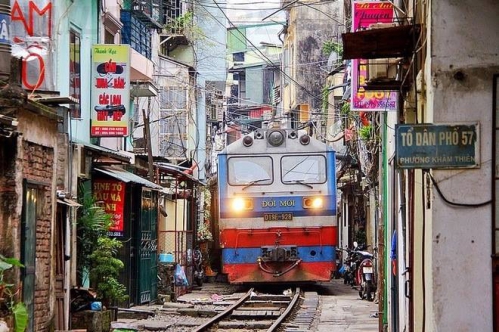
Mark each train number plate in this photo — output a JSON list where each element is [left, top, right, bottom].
[[263, 213, 293, 221]]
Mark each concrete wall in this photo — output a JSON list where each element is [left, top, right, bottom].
[[424, 0, 499, 330], [287, 1, 343, 111]]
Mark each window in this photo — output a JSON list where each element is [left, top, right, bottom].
[[228, 156, 273, 185], [160, 87, 187, 109], [281, 155, 327, 184], [69, 30, 81, 118], [121, 12, 152, 59], [233, 52, 244, 62]]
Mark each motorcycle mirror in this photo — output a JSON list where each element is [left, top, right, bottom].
[[353, 241, 358, 248]]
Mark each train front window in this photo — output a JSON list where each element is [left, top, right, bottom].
[[281, 155, 326, 184], [228, 156, 273, 186]]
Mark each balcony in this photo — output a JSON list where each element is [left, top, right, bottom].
[[159, 12, 192, 54], [122, 0, 163, 29]]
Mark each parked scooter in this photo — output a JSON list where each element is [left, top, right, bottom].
[[192, 246, 204, 286], [338, 246, 358, 287], [353, 243, 376, 301]]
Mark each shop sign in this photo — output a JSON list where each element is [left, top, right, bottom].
[[351, 1, 397, 112], [395, 123, 480, 169], [93, 179, 126, 237], [90, 44, 130, 137]]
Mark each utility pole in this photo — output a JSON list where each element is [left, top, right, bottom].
[[142, 97, 155, 182]]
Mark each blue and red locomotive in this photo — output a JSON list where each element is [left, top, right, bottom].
[[217, 127, 337, 283]]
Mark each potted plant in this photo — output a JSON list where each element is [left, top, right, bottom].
[[88, 237, 128, 308], [0, 255, 28, 332], [71, 187, 128, 332]]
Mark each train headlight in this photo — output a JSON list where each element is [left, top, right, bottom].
[[232, 197, 254, 212], [267, 130, 285, 147], [299, 134, 310, 145], [243, 135, 253, 147], [303, 196, 324, 209]]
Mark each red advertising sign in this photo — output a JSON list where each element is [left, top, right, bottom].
[[93, 179, 126, 237], [351, 1, 397, 111]]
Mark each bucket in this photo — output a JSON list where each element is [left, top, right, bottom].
[[159, 253, 174, 263]]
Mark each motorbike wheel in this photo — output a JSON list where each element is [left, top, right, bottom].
[[195, 273, 203, 286], [366, 281, 373, 301]]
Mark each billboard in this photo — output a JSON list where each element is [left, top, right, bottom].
[[91, 44, 130, 137], [351, 1, 397, 111]]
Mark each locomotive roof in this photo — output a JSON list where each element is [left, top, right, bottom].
[[220, 128, 332, 155]]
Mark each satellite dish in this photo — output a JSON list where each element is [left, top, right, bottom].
[[327, 51, 339, 72]]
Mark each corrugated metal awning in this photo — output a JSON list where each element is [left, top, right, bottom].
[[342, 25, 421, 60], [57, 198, 82, 207], [95, 166, 165, 191], [73, 140, 133, 163]]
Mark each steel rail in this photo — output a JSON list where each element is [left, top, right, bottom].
[[267, 287, 301, 332], [192, 287, 254, 332]]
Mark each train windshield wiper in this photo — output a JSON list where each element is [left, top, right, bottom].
[[242, 178, 270, 190], [284, 180, 314, 189]]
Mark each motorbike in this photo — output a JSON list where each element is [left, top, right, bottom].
[[192, 246, 204, 286], [338, 247, 357, 287], [353, 243, 376, 301]]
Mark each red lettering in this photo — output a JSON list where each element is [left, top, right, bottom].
[[21, 52, 45, 90], [110, 95, 121, 105], [99, 93, 109, 105], [12, 1, 52, 37], [104, 61, 117, 73], [96, 78, 108, 88], [113, 77, 125, 89]]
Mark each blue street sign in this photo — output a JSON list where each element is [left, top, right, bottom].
[[395, 123, 480, 169]]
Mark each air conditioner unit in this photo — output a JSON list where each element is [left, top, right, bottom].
[[75, 145, 91, 178], [367, 58, 399, 81]]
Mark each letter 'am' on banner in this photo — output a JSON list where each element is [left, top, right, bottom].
[[351, 1, 398, 112], [91, 44, 131, 137]]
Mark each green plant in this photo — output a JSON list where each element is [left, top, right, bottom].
[[197, 220, 213, 242], [89, 237, 128, 306], [341, 102, 350, 115], [0, 255, 28, 332], [359, 124, 372, 141], [77, 186, 113, 285], [322, 41, 343, 57], [77, 186, 128, 307], [322, 85, 329, 112], [165, 12, 193, 33]]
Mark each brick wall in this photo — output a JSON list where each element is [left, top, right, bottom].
[[22, 141, 55, 332]]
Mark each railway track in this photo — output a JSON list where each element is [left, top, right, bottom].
[[193, 287, 302, 331]]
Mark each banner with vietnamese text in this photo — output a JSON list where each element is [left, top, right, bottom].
[[351, 1, 397, 111], [93, 179, 126, 237], [91, 44, 130, 136]]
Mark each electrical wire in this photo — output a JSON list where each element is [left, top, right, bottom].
[[426, 171, 492, 208]]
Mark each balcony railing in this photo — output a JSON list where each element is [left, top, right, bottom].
[[123, 0, 163, 29]]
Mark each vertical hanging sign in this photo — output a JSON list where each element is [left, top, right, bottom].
[[351, 1, 397, 111], [91, 44, 130, 137], [93, 179, 126, 237]]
